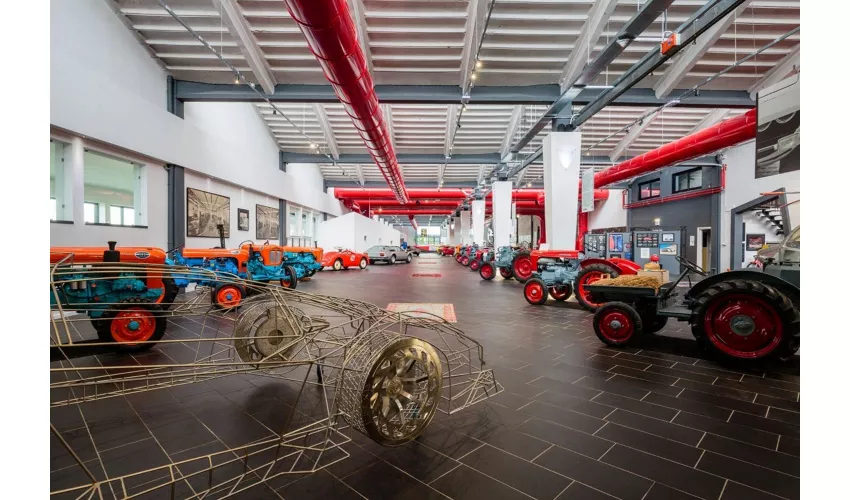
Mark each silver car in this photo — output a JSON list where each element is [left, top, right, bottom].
[[366, 245, 412, 264]]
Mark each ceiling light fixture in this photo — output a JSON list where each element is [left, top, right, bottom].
[[470, 72, 477, 81], [475, 60, 483, 69]]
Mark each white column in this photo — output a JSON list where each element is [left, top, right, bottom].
[[472, 199, 485, 245], [492, 181, 512, 249], [68, 137, 85, 224], [448, 221, 456, 244], [543, 131, 582, 250], [460, 211, 471, 244]]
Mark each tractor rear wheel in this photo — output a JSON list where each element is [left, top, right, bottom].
[[499, 267, 513, 280], [461, 256, 470, 266], [594, 302, 642, 347], [470, 259, 481, 271], [160, 277, 180, 309], [280, 265, 298, 290], [575, 263, 619, 312], [99, 299, 167, 352], [213, 283, 244, 309], [549, 285, 572, 301], [523, 278, 548, 305], [512, 252, 534, 283], [479, 262, 496, 280], [691, 279, 798, 361]]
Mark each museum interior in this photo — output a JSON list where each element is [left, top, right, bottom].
[[37, 0, 822, 499]]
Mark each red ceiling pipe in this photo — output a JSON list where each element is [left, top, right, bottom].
[[284, 0, 408, 203], [334, 188, 471, 200], [408, 215, 419, 231], [591, 109, 756, 188], [351, 200, 542, 209]]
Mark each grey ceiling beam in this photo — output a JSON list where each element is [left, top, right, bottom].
[[459, 0, 488, 92], [173, 81, 753, 107], [210, 0, 277, 94], [327, 181, 480, 189], [558, 0, 618, 92], [500, 105, 525, 159], [689, 109, 729, 133], [312, 104, 339, 159], [747, 43, 800, 100], [382, 104, 403, 179], [283, 152, 502, 164], [571, 0, 749, 129], [347, 0, 373, 74], [653, 0, 753, 98], [608, 112, 659, 161], [509, 0, 676, 153]]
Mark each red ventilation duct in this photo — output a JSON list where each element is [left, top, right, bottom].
[[408, 215, 418, 231], [350, 200, 544, 209], [284, 0, 408, 203], [592, 109, 756, 188], [334, 188, 609, 202]]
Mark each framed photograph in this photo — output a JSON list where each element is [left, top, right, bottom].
[[662, 232, 675, 242], [256, 204, 280, 240], [238, 208, 249, 231], [659, 243, 677, 255], [187, 188, 230, 238], [746, 234, 766, 251], [608, 234, 623, 252]]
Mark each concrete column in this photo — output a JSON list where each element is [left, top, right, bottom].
[[448, 221, 456, 244], [68, 137, 85, 224], [492, 181, 512, 249], [460, 211, 471, 244], [543, 131, 582, 250], [472, 199, 485, 245]]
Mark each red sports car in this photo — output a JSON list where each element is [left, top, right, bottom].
[[321, 249, 369, 271]]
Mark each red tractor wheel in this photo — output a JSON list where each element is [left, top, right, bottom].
[[549, 285, 572, 301], [99, 299, 167, 352], [575, 263, 619, 312], [691, 279, 798, 361], [593, 302, 643, 346], [461, 256, 471, 266], [512, 253, 534, 283], [214, 284, 244, 309], [523, 278, 548, 305], [455, 253, 462, 263], [499, 267, 513, 280], [479, 262, 496, 280], [470, 259, 481, 271]]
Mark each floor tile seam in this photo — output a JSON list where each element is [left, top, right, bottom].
[[674, 387, 771, 416], [691, 443, 801, 479], [720, 414, 799, 440], [603, 411, 709, 448], [433, 459, 542, 500], [527, 394, 617, 421]]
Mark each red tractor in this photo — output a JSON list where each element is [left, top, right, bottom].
[[513, 250, 641, 311]]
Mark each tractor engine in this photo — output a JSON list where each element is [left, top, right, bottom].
[[494, 246, 516, 268], [537, 259, 582, 285], [52, 271, 162, 317]]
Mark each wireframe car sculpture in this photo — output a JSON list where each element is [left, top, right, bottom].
[[50, 256, 503, 499]]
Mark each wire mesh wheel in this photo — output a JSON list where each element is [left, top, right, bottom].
[[234, 300, 307, 369], [340, 335, 443, 446]]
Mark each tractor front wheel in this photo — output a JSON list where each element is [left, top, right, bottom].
[[575, 263, 619, 312], [691, 279, 798, 361], [524, 278, 548, 305], [470, 259, 481, 271], [479, 262, 496, 280], [213, 284, 244, 309], [461, 256, 470, 266], [594, 302, 642, 347], [100, 299, 167, 352], [549, 284, 572, 301], [280, 265, 298, 290], [512, 252, 534, 283], [499, 267, 513, 280]]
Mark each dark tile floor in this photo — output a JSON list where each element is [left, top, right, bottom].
[[51, 253, 800, 500]]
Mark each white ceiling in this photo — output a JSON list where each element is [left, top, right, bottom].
[[112, 0, 800, 188]]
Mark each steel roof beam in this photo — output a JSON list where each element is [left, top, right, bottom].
[[500, 105, 525, 159], [608, 112, 659, 161], [210, 0, 277, 94], [312, 104, 339, 159], [653, 0, 753, 98], [348, 0, 374, 74], [460, 0, 487, 92], [558, 0, 618, 93], [747, 43, 800, 100], [571, 0, 749, 129], [284, 152, 502, 164], [173, 81, 754, 107], [689, 109, 729, 133]]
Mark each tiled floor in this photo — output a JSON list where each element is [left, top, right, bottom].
[[51, 253, 800, 499]]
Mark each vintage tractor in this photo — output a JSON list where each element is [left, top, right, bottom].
[[521, 251, 641, 311], [585, 255, 799, 362], [50, 242, 174, 351], [458, 244, 479, 267], [455, 245, 467, 263], [478, 246, 524, 281], [468, 247, 490, 272]]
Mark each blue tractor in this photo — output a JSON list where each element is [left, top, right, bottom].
[[478, 246, 520, 281]]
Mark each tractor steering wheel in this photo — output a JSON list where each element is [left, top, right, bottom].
[[675, 255, 707, 276]]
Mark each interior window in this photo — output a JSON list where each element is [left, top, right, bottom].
[[84, 150, 139, 225]]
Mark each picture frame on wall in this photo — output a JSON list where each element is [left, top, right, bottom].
[[746, 234, 766, 251], [186, 187, 230, 238], [256, 204, 280, 240], [662, 232, 675, 242], [238, 208, 249, 231]]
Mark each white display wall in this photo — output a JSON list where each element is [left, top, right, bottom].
[[317, 213, 403, 253]]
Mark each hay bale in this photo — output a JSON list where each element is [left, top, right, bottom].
[[594, 275, 662, 292]]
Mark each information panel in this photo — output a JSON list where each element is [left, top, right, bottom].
[[635, 232, 660, 247]]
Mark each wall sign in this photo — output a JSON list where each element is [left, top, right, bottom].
[[635, 232, 660, 247], [746, 233, 766, 251], [662, 232, 675, 242]]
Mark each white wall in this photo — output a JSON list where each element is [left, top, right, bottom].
[[184, 170, 281, 248], [50, 0, 344, 233], [50, 130, 168, 248], [720, 142, 800, 270], [317, 213, 402, 253], [316, 214, 357, 251], [588, 190, 627, 230]]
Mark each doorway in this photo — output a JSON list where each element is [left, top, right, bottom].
[[697, 227, 711, 271]]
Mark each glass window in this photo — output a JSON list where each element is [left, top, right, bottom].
[[84, 202, 98, 223], [50, 198, 57, 221], [84, 150, 140, 226], [289, 210, 298, 236], [638, 179, 661, 200], [673, 168, 703, 193], [50, 140, 69, 221]]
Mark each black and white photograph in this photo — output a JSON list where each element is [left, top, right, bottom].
[[237, 208, 249, 231], [756, 75, 800, 178], [186, 187, 230, 238], [256, 204, 279, 240]]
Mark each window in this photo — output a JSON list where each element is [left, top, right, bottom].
[[84, 202, 99, 223], [50, 140, 70, 221], [673, 168, 703, 193], [84, 150, 140, 226], [638, 179, 661, 200], [50, 198, 57, 221]]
